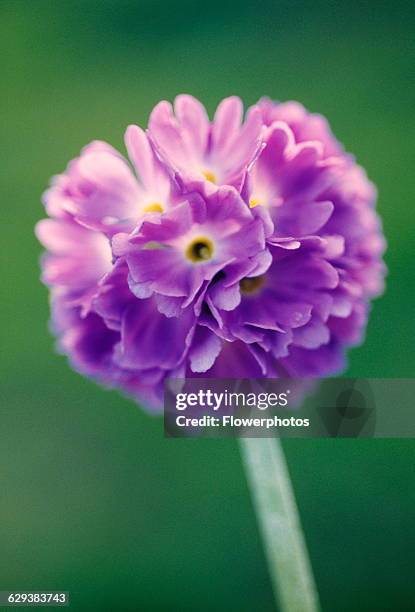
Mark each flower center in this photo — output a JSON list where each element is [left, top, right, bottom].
[[239, 275, 266, 295], [249, 196, 263, 208], [186, 237, 214, 263], [202, 170, 217, 184], [143, 202, 164, 213]]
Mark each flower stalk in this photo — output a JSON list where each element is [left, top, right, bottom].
[[240, 437, 320, 612]]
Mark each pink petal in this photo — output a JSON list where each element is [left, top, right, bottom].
[[175, 94, 210, 158], [212, 96, 243, 152]]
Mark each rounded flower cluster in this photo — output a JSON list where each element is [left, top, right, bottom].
[[36, 96, 386, 408]]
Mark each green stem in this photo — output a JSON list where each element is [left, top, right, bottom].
[[239, 438, 320, 612]]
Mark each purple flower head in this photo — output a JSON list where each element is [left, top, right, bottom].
[[36, 95, 386, 409]]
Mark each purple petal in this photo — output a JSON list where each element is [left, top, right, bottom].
[[75, 151, 140, 221], [277, 200, 334, 236], [189, 326, 223, 373], [292, 316, 330, 349], [208, 281, 241, 311], [127, 248, 190, 297], [117, 298, 195, 370], [36, 219, 112, 289]]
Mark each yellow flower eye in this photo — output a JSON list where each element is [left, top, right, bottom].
[[249, 197, 262, 208], [202, 170, 217, 184], [239, 275, 266, 295], [186, 237, 214, 262], [143, 202, 164, 213]]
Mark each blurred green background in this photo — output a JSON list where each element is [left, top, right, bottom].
[[1, 0, 415, 610]]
